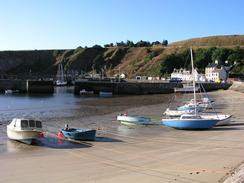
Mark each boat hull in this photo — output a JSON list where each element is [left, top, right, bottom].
[[161, 119, 219, 129], [99, 91, 113, 97], [7, 127, 41, 144], [61, 129, 96, 141], [200, 114, 232, 126], [56, 80, 67, 86], [117, 115, 151, 125]]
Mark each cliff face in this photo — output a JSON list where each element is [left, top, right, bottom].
[[0, 47, 168, 78], [0, 35, 244, 78], [0, 50, 61, 76]]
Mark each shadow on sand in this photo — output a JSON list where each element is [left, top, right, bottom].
[[35, 136, 92, 149], [211, 127, 244, 131], [224, 122, 244, 126], [95, 136, 123, 142]]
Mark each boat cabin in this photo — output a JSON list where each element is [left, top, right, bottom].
[[180, 114, 202, 120], [9, 118, 42, 130]]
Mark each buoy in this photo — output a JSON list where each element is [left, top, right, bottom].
[[57, 131, 64, 138], [39, 132, 44, 138]]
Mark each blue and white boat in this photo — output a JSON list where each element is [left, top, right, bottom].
[[161, 48, 219, 130], [117, 114, 151, 125], [162, 114, 219, 129], [176, 103, 205, 111], [60, 127, 96, 141]]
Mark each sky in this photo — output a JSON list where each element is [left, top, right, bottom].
[[0, 0, 244, 50]]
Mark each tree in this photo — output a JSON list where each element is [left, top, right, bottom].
[[152, 41, 161, 45], [116, 41, 126, 47], [135, 40, 151, 47], [211, 48, 230, 65], [126, 40, 134, 47], [104, 44, 110, 48], [92, 44, 103, 49], [162, 40, 168, 46], [160, 54, 184, 75], [194, 47, 216, 71], [227, 47, 242, 64]]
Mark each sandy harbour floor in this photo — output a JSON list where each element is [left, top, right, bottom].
[[1, 90, 244, 183]]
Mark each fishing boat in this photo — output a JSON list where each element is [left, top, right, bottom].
[[5, 89, 20, 94], [80, 89, 94, 95], [117, 114, 152, 125], [56, 64, 67, 86], [161, 48, 219, 130], [59, 125, 96, 141], [7, 118, 43, 144]]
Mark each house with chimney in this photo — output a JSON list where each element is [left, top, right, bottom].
[[205, 61, 228, 82]]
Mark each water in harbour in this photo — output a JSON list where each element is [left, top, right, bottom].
[[0, 86, 172, 153]]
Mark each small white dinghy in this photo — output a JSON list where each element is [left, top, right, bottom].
[[117, 114, 151, 125], [7, 118, 43, 144]]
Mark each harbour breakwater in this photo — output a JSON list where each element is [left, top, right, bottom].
[[74, 80, 231, 95], [0, 79, 232, 94], [0, 79, 54, 93]]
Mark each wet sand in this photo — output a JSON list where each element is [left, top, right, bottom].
[[1, 90, 244, 183]]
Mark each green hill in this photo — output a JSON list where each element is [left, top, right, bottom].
[[0, 35, 243, 78]]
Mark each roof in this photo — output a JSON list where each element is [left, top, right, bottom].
[[206, 63, 218, 68]]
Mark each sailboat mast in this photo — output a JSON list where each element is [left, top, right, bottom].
[[190, 47, 197, 115], [61, 64, 64, 81]]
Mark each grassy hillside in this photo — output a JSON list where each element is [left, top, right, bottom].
[[170, 35, 244, 47], [0, 35, 244, 78]]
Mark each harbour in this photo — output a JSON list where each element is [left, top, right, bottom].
[[1, 1, 244, 182], [0, 87, 244, 182]]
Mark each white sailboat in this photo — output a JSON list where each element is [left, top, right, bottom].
[[56, 64, 67, 86], [161, 48, 219, 129]]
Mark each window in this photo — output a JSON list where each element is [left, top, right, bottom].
[[21, 120, 28, 128], [36, 121, 42, 128], [29, 120, 35, 127], [182, 116, 201, 119]]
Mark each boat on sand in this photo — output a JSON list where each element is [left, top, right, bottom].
[[59, 124, 96, 141], [7, 118, 43, 144], [117, 114, 152, 125]]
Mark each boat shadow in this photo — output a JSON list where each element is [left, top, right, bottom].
[[224, 122, 244, 126], [211, 126, 243, 131], [95, 136, 123, 143], [35, 136, 92, 149]]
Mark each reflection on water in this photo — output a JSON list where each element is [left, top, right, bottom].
[[0, 87, 171, 154], [0, 87, 87, 122]]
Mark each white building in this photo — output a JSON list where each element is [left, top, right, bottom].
[[170, 68, 206, 81], [205, 63, 227, 82], [171, 68, 192, 81]]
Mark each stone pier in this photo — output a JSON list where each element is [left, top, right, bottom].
[[74, 80, 232, 95]]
